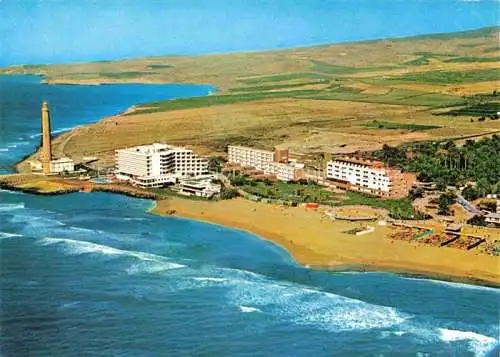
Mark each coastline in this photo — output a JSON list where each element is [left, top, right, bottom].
[[0, 73, 498, 288], [0, 174, 498, 287], [152, 197, 500, 287]]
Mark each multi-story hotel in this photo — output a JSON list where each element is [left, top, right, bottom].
[[115, 143, 208, 188], [326, 157, 415, 199], [227, 145, 303, 181]]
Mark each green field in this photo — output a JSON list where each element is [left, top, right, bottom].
[[339, 192, 427, 220], [98, 71, 158, 79], [238, 72, 330, 84], [483, 47, 500, 53], [310, 60, 395, 75], [131, 89, 323, 114], [364, 120, 440, 131], [297, 87, 461, 107], [405, 26, 497, 41], [404, 55, 433, 66], [379, 68, 499, 84], [436, 102, 500, 117], [147, 64, 173, 69], [444, 56, 500, 63], [229, 80, 328, 92], [403, 52, 457, 66]]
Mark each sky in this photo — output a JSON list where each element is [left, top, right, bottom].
[[0, 0, 498, 66]]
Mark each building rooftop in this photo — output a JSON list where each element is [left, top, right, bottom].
[[179, 175, 219, 187], [331, 156, 386, 169], [116, 143, 192, 155], [51, 157, 74, 163], [228, 145, 273, 154]]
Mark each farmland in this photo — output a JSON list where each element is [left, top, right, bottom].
[[3, 26, 499, 170]]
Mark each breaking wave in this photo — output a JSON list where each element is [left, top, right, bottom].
[[0, 202, 25, 211], [0, 232, 23, 239], [39, 237, 165, 261], [29, 127, 74, 139], [192, 277, 228, 283], [38, 237, 187, 274], [0, 189, 23, 195], [404, 277, 500, 293], [182, 269, 409, 332], [239, 306, 261, 313], [439, 328, 498, 357]]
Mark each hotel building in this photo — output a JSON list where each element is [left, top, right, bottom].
[[326, 157, 415, 199], [115, 143, 208, 188], [227, 145, 304, 181]]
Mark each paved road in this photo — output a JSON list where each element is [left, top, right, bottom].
[[455, 193, 482, 215]]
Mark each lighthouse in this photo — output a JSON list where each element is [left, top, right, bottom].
[[41, 101, 52, 174]]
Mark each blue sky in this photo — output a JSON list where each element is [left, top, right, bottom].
[[0, 0, 498, 65]]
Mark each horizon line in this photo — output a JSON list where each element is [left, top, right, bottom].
[[3, 25, 498, 68]]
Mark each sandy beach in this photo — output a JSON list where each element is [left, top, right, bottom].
[[154, 197, 500, 286]]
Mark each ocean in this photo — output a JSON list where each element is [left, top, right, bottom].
[[0, 75, 498, 357]]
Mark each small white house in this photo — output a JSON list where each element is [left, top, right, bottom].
[[485, 212, 500, 226], [178, 175, 221, 198], [50, 158, 74, 173]]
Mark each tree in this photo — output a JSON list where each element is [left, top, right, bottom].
[[467, 215, 486, 227], [436, 181, 447, 192], [376, 144, 407, 167], [207, 157, 224, 173], [462, 185, 479, 201], [230, 174, 247, 186], [438, 192, 456, 215], [409, 187, 424, 200], [220, 187, 238, 200], [263, 178, 273, 186]]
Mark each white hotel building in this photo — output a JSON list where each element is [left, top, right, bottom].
[[326, 158, 415, 199], [227, 145, 304, 181], [115, 143, 209, 188], [228, 146, 275, 171]]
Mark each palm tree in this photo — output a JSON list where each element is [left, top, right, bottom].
[[207, 157, 222, 173]]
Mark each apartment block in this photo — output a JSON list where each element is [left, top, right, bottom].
[[227, 145, 303, 181], [326, 157, 415, 199], [115, 143, 208, 188], [228, 146, 274, 171]]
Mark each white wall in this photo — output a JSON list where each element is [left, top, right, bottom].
[[327, 161, 391, 192]]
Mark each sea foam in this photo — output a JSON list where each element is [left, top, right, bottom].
[[404, 277, 500, 293], [39, 237, 186, 274], [239, 306, 261, 313], [0, 232, 23, 239], [439, 328, 498, 357], [0, 203, 25, 211], [225, 275, 408, 332], [192, 277, 228, 283]]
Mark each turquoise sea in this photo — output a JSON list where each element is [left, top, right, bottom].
[[0, 76, 499, 357]]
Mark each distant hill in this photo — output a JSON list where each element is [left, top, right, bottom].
[[8, 26, 500, 170]]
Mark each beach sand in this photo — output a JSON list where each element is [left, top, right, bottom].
[[154, 197, 500, 286]]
